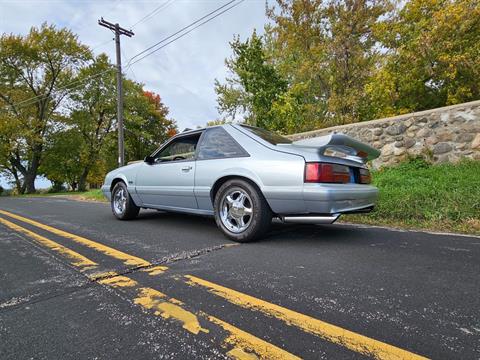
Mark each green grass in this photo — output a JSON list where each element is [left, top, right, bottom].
[[14, 189, 106, 202], [76, 189, 105, 201], [343, 158, 480, 235]]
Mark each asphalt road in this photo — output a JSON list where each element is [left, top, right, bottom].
[[0, 196, 478, 359]]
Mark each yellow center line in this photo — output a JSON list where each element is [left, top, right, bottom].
[[0, 211, 299, 359], [0, 210, 151, 268], [207, 314, 301, 360], [134, 287, 210, 335], [0, 217, 97, 271], [185, 275, 428, 360], [141, 265, 169, 276], [0, 209, 428, 359]]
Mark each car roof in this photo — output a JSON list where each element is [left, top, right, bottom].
[[177, 124, 227, 136]]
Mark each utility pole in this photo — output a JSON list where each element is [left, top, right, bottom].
[[98, 17, 134, 167]]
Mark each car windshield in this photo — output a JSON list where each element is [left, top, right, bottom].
[[240, 125, 292, 145]]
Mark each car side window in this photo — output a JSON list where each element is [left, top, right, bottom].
[[154, 133, 201, 163], [197, 127, 249, 160]]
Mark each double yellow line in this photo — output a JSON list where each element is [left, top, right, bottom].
[[0, 209, 428, 360]]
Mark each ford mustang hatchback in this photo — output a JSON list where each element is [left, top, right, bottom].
[[102, 124, 380, 242]]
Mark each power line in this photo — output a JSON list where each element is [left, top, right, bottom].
[[130, 0, 175, 29], [91, 38, 115, 52], [3, 0, 245, 111], [130, 0, 245, 66], [121, 48, 138, 83], [127, 0, 241, 66]]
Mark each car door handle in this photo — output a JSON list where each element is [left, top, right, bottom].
[[181, 166, 193, 172]]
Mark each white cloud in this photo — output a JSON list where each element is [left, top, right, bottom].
[[0, 0, 267, 188], [1, 0, 267, 129]]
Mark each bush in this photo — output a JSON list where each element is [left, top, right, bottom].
[[345, 158, 480, 234], [48, 181, 66, 193], [0, 185, 3, 196]]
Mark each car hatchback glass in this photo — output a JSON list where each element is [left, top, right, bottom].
[[240, 125, 292, 145]]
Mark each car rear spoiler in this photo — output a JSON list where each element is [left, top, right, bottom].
[[292, 134, 380, 163]]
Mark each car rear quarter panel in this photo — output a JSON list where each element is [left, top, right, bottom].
[[195, 126, 307, 213]]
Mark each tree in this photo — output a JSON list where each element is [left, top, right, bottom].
[[40, 128, 84, 191], [264, 0, 331, 130], [216, 1, 393, 133], [265, 0, 393, 126], [0, 23, 91, 193], [206, 119, 228, 126], [38, 52, 177, 191], [215, 31, 288, 130], [67, 54, 117, 191], [324, 0, 393, 123], [366, 0, 480, 118], [0, 115, 24, 193], [124, 89, 177, 162]]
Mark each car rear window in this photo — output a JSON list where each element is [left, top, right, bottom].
[[197, 127, 249, 160], [240, 125, 292, 145]]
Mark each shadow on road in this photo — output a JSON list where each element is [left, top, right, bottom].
[[135, 209, 365, 246]]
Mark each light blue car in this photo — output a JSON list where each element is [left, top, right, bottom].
[[102, 124, 379, 242]]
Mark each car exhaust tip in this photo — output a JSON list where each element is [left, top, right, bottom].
[[280, 213, 340, 224]]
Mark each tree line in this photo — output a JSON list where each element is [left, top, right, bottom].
[[215, 0, 480, 134], [0, 23, 177, 194]]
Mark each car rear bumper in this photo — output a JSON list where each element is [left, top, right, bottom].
[[302, 183, 378, 214], [265, 183, 378, 216]]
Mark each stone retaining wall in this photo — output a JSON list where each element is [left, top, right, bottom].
[[290, 100, 480, 168]]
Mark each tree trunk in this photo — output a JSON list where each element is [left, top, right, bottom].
[[24, 172, 36, 194], [24, 153, 41, 194], [78, 167, 90, 192], [70, 182, 78, 192], [11, 170, 25, 195], [16, 181, 26, 195]]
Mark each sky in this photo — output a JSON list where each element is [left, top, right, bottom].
[[0, 0, 268, 188]]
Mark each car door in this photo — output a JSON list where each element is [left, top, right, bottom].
[[135, 132, 202, 209]]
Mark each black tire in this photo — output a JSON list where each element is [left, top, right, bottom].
[[214, 179, 272, 242], [111, 182, 140, 220]]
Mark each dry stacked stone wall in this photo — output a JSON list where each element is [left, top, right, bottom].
[[290, 100, 480, 169]]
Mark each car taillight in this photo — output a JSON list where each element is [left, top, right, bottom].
[[304, 163, 350, 183], [359, 168, 371, 184]]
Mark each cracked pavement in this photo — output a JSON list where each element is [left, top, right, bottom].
[[0, 196, 479, 359]]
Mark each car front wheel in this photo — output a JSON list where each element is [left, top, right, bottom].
[[111, 182, 140, 220], [214, 179, 272, 242]]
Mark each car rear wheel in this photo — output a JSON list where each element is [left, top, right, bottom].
[[111, 182, 140, 220], [214, 179, 272, 242]]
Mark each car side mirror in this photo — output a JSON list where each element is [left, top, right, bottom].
[[144, 155, 155, 164]]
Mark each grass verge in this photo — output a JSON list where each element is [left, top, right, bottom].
[[73, 189, 106, 202], [343, 158, 480, 236], [12, 189, 106, 202]]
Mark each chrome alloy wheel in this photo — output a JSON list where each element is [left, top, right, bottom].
[[220, 189, 253, 233], [113, 188, 127, 215]]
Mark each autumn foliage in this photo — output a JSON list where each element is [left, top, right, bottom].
[[216, 0, 480, 134]]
